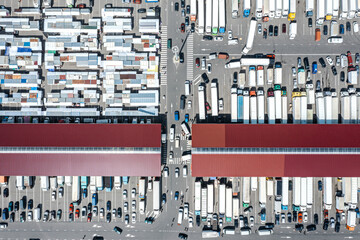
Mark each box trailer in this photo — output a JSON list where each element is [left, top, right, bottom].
[[249, 66, 256, 87], [267, 94, 275, 124], [243, 177, 251, 207], [274, 63, 282, 84], [256, 0, 263, 19], [243, 90, 250, 124], [195, 181, 201, 215], [233, 194, 240, 219], [237, 93, 244, 122], [259, 177, 266, 208], [219, 184, 226, 218], [225, 187, 233, 222], [341, 91, 350, 123], [231, 88, 238, 122], [282, 94, 288, 123], [332, 92, 339, 123], [251, 177, 258, 191], [293, 177, 301, 211], [350, 94, 357, 123], [258, 90, 265, 124], [72, 176, 80, 203], [41, 176, 49, 191], [306, 177, 313, 208], [324, 177, 332, 210], [300, 178, 307, 211], [267, 178, 274, 196], [198, 0, 205, 33], [201, 187, 207, 221], [282, 177, 289, 210], [250, 93, 257, 124], [316, 92, 326, 124], [211, 82, 218, 116], [198, 85, 206, 120], [324, 91, 333, 124], [242, 19, 257, 54], [243, 0, 251, 17], [153, 178, 160, 215], [205, 0, 212, 34], [207, 183, 214, 215]]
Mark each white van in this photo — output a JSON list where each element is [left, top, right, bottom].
[[175, 136, 180, 148], [185, 80, 190, 96], [257, 229, 273, 235], [328, 37, 343, 44], [223, 228, 236, 235], [177, 207, 184, 225], [209, 53, 217, 60], [341, 54, 348, 68], [169, 127, 175, 142], [240, 228, 251, 235], [34, 207, 41, 222], [228, 39, 239, 45], [183, 166, 188, 177]]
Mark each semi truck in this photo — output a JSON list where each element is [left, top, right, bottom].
[[306, 177, 313, 208], [24, 176, 33, 189], [90, 176, 96, 193], [256, 0, 263, 19], [225, 58, 272, 68], [198, 0, 204, 33], [201, 187, 207, 221], [211, 82, 218, 116], [316, 92, 326, 124], [274, 85, 282, 121], [282, 0, 289, 17], [282, 91, 288, 123], [139, 178, 146, 200], [300, 178, 307, 211], [205, 0, 212, 34], [341, 0, 348, 19], [350, 177, 358, 209], [251, 177, 258, 191], [198, 85, 206, 120], [239, 71, 246, 89], [292, 93, 301, 124], [231, 88, 238, 122], [344, 177, 352, 205], [243, 90, 250, 124], [325, 0, 333, 20], [263, 0, 270, 20], [219, 184, 226, 218], [333, 0, 339, 18], [243, 177, 251, 207], [297, 67, 305, 85], [293, 177, 301, 211], [274, 179, 282, 214], [257, 66, 264, 86], [243, 0, 251, 17], [347, 210, 356, 231], [242, 19, 257, 54], [190, 0, 197, 21], [225, 187, 233, 222], [233, 194, 240, 219], [50, 177, 58, 190], [332, 92, 339, 123], [282, 177, 289, 210], [267, 67, 274, 84], [289, 21, 297, 39], [212, 0, 219, 34], [317, 0, 325, 24], [306, 83, 315, 104], [153, 178, 160, 215], [349, 0, 356, 19], [269, 0, 276, 18], [72, 176, 80, 204], [267, 178, 274, 196], [195, 181, 201, 215], [16, 176, 25, 190], [275, 0, 282, 17], [324, 177, 333, 210], [306, 0, 314, 17], [96, 176, 103, 191], [288, 0, 296, 21], [41, 176, 49, 191], [114, 176, 121, 190], [207, 183, 214, 215], [80, 176, 88, 190], [259, 177, 266, 208], [219, 0, 226, 33], [274, 63, 282, 84], [0, 176, 8, 185], [57, 176, 64, 187], [350, 93, 357, 123], [232, 0, 238, 18], [65, 176, 72, 186], [267, 90, 275, 124], [104, 177, 113, 192], [341, 91, 350, 123], [258, 89, 265, 124], [300, 91, 307, 124], [250, 90, 257, 124], [237, 91, 244, 123]]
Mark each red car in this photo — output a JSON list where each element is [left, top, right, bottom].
[[87, 213, 92, 222], [324, 210, 328, 219], [181, 23, 185, 33], [282, 24, 286, 33], [76, 4, 86, 8], [205, 102, 211, 111], [195, 58, 200, 68], [75, 209, 80, 219], [69, 203, 74, 214], [347, 51, 353, 66]]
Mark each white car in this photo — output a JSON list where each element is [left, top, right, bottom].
[[131, 188, 136, 198], [219, 218, 223, 228], [336, 56, 340, 66], [207, 63, 212, 74], [100, 208, 104, 218], [52, 191, 56, 201], [303, 212, 308, 223], [58, 187, 63, 198], [123, 189, 127, 199], [354, 21, 359, 33], [257, 24, 262, 34], [228, 30, 233, 40], [187, 100, 192, 109], [201, 57, 206, 70], [169, 151, 174, 160], [219, 99, 224, 111], [326, 56, 334, 65], [175, 167, 180, 178], [132, 212, 136, 223], [250, 216, 254, 227], [93, 206, 98, 216], [112, 209, 116, 218], [124, 202, 128, 212], [281, 213, 286, 223], [293, 78, 298, 89], [163, 166, 169, 177], [292, 67, 296, 76], [28, 211, 33, 221], [183, 166, 188, 177], [214, 36, 223, 41], [132, 200, 136, 211], [189, 217, 193, 228]]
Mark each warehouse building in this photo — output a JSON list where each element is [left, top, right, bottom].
[[0, 124, 161, 176], [192, 124, 360, 177]]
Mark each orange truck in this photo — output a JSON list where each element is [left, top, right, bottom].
[[0, 176, 8, 185], [315, 28, 321, 42], [218, 53, 229, 60]]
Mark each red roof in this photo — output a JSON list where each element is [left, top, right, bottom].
[[0, 124, 161, 148], [0, 153, 160, 176], [192, 124, 360, 148], [192, 154, 360, 177]]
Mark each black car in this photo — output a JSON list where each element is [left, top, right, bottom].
[[289, 180, 293, 191], [335, 222, 340, 232], [233, 72, 238, 83], [319, 57, 326, 68], [28, 199, 33, 210], [318, 180, 323, 190], [316, 80, 321, 91], [180, 95, 186, 110], [9, 212, 14, 222], [323, 219, 329, 230], [331, 66, 337, 76], [346, 21, 351, 32], [269, 25, 273, 36], [265, 223, 275, 229], [340, 71, 345, 81], [288, 212, 292, 223], [234, 219, 239, 228], [162, 193, 166, 204], [178, 233, 188, 239], [263, 28, 267, 39], [201, 73, 209, 84], [203, 35, 213, 41], [275, 214, 280, 225], [308, 18, 313, 27], [106, 212, 111, 223], [323, 25, 328, 35], [196, 215, 200, 227], [186, 5, 190, 14], [179, 52, 184, 63], [3, 188, 8, 198], [117, 207, 122, 218], [113, 226, 122, 234], [107, 201, 111, 211], [88, 203, 92, 212], [295, 224, 304, 233], [181, 0, 185, 8], [274, 26, 278, 36], [293, 211, 297, 222], [306, 224, 316, 232], [175, 2, 179, 11], [304, 57, 310, 70], [137, 8, 146, 13], [336, 212, 341, 223], [15, 201, 19, 212], [314, 213, 319, 225], [190, 23, 195, 33], [185, 17, 189, 26]]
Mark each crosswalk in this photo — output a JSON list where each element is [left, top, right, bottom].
[[160, 26, 168, 86], [186, 34, 194, 81], [169, 157, 191, 165]]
